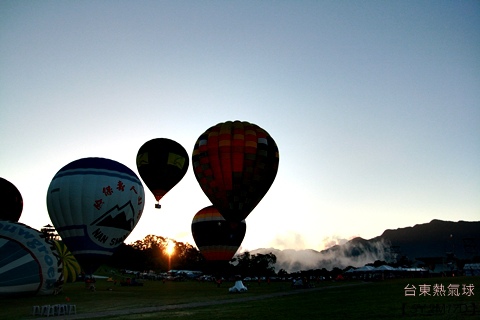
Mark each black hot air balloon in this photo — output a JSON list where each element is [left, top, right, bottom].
[[192, 121, 279, 222], [191, 206, 246, 261], [136, 138, 189, 208], [0, 177, 23, 222]]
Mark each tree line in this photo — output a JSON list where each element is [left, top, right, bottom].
[[107, 235, 277, 278]]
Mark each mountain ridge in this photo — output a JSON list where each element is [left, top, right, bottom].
[[249, 219, 480, 272]]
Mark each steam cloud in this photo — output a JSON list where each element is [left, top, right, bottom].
[[252, 233, 393, 273]]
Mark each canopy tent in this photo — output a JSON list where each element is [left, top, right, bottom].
[[345, 265, 427, 273], [229, 280, 247, 293], [375, 265, 396, 271], [464, 263, 480, 276]]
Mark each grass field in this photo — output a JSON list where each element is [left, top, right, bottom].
[[1, 275, 478, 319]]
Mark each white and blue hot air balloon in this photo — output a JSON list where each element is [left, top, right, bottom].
[[46, 158, 145, 275], [0, 221, 63, 296]]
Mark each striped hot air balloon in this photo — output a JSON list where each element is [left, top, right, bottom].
[[192, 121, 279, 222], [0, 221, 63, 296], [191, 206, 246, 261], [46, 157, 145, 274]]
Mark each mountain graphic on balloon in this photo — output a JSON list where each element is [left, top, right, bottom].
[[90, 201, 136, 231]]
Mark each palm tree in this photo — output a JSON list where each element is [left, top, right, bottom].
[[54, 240, 81, 283]]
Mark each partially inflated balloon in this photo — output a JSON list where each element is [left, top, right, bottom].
[[0, 221, 63, 296], [191, 206, 246, 261], [0, 177, 23, 222], [136, 138, 189, 208], [46, 158, 145, 274], [192, 121, 279, 222]]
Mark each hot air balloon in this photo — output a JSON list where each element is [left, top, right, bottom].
[[192, 121, 279, 222], [0, 177, 23, 222], [46, 157, 145, 275], [54, 240, 81, 283], [136, 138, 189, 208], [0, 221, 63, 296], [191, 206, 246, 261]]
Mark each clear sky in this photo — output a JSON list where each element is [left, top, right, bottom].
[[1, 1, 479, 252]]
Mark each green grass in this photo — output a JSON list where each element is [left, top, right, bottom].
[[1, 276, 478, 319]]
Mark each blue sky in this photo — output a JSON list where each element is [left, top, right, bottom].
[[1, 1, 479, 252]]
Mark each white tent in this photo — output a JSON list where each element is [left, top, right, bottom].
[[464, 263, 480, 276], [375, 265, 396, 271], [397, 267, 427, 272], [346, 265, 398, 273], [229, 280, 247, 293], [355, 266, 376, 272]]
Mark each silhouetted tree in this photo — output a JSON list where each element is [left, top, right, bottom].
[[174, 241, 203, 270], [252, 253, 277, 276], [330, 267, 343, 279], [130, 235, 170, 270], [110, 235, 203, 272], [233, 251, 252, 276], [277, 268, 289, 278], [110, 243, 147, 270], [233, 251, 276, 277]]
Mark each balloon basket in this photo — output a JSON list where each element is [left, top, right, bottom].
[[155, 204, 161, 209]]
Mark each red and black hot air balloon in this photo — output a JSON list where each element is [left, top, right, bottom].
[[192, 121, 279, 222], [191, 205, 246, 261], [0, 177, 23, 222], [136, 138, 189, 208]]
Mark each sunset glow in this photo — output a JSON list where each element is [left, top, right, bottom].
[[166, 240, 175, 257], [2, 2, 478, 253]]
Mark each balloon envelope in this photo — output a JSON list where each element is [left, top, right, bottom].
[[0, 221, 62, 296], [0, 177, 23, 222], [192, 121, 279, 222], [191, 205, 246, 261], [136, 138, 189, 206], [46, 157, 145, 274]]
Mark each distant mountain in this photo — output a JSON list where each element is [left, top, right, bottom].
[[250, 220, 480, 272], [372, 219, 479, 260]]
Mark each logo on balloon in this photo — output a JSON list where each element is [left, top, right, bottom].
[[167, 152, 186, 170], [84, 178, 143, 248], [89, 201, 138, 247]]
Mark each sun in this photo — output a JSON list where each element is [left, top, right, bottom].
[[166, 240, 175, 256]]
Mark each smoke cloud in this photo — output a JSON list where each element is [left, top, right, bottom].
[[321, 235, 350, 249], [271, 232, 307, 250], [252, 238, 393, 273]]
